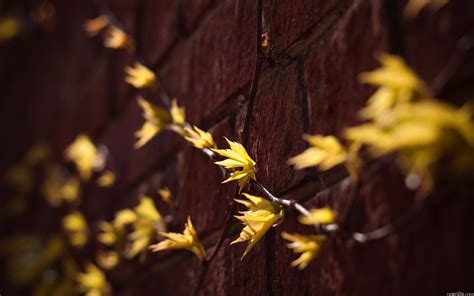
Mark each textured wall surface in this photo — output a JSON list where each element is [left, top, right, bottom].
[[1, 0, 474, 295]]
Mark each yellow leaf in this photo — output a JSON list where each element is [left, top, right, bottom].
[[97, 212, 131, 250], [76, 263, 110, 296], [4, 142, 51, 196], [281, 232, 326, 270], [97, 221, 119, 246], [124, 62, 157, 89], [61, 176, 81, 202], [4, 143, 50, 196], [389, 101, 474, 185], [379, 121, 439, 153], [349, 99, 474, 186], [359, 87, 397, 121], [103, 25, 133, 50], [212, 138, 256, 192], [398, 100, 474, 146], [0, 16, 22, 42], [298, 208, 337, 225], [84, 15, 109, 37], [231, 193, 283, 258], [184, 125, 216, 150], [62, 211, 89, 248], [345, 124, 391, 154], [358, 54, 429, 123], [135, 97, 171, 148], [96, 170, 116, 187], [149, 216, 206, 261], [134, 122, 162, 149], [113, 209, 137, 229], [4, 164, 34, 194], [170, 98, 186, 126], [135, 196, 163, 221], [289, 135, 347, 171], [158, 187, 173, 207]]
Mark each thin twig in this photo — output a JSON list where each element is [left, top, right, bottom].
[[249, 180, 339, 233], [349, 190, 435, 243]]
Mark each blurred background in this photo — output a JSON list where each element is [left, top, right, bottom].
[[1, 0, 474, 295]]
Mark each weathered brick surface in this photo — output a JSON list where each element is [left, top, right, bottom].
[[0, 0, 106, 162], [117, 236, 270, 296], [115, 256, 201, 296], [106, 0, 138, 27], [175, 117, 237, 235], [403, 0, 474, 90], [303, 0, 389, 136], [79, 60, 111, 134], [100, 97, 182, 187], [263, 0, 338, 53], [273, 162, 474, 295], [198, 236, 269, 296], [158, 0, 256, 123], [182, 0, 214, 32], [141, 0, 179, 64], [246, 63, 307, 194]]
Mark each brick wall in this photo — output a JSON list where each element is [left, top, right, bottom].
[[1, 0, 474, 295]]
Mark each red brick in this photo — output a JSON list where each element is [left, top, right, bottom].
[[99, 96, 182, 187], [199, 236, 269, 295], [141, 0, 179, 64], [115, 257, 200, 295], [303, 0, 390, 136], [175, 117, 237, 235], [273, 160, 472, 294], [79, 60, 110, 134], [158, 0, 256, 124], [403, 0, 474, 92], [263, 0, 337, 52], [246, 63, 307, 194]]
